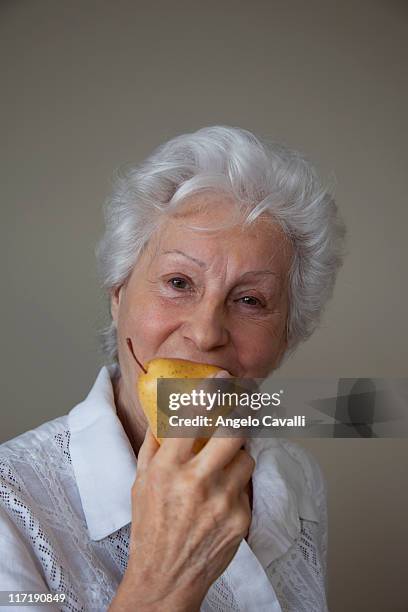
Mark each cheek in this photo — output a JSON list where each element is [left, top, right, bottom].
[[232, 320, 286, 375], [119, 296, 181, 359]]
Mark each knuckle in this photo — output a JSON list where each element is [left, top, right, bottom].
[[141, 462, 171, 491], [174, 465, 207, 503], [231, 506, 250, 536], [182, 462, 200, 483], [132, 468, 146, 488], [181, 464, 203, 490], [241, 450, 256, 471], [213, 494, 231, 521]]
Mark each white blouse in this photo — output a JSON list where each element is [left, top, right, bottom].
[[0, 365, 329, 611]]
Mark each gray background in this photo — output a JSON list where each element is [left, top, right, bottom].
[[1, 1, 407, 610]]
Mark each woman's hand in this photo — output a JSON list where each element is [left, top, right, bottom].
[[109, 425, 254, 612]]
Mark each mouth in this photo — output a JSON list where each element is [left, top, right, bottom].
[[126, 338, 238, 376], [155, 356, 236, 377]]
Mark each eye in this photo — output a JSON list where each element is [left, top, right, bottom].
[[237, 296, 264, 308], [168, 277, 190, 290]]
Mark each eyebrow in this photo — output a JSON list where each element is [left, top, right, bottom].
[[161, 249, 281, 280]]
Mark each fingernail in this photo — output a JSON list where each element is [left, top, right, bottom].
[[214, 370, 231, 378]]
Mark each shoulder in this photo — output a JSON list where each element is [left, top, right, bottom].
[[250, 437, 328, 527], [0, 418, 88, 605], [250, 437, 327, 500], [0, 415, 72, 494], [0, 415, 70, 458], [277, 439, 327, 502], [0, 415, 78, 558]]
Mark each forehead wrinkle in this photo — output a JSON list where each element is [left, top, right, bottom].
[[237, 270, 281, 286], [154, 243, 289, 284], [160, 249, 207, 269], [142, 211, 292, 283]]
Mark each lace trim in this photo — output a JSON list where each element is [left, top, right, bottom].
[[267, 520, 328, 612], [278, 440, 328, 585], [0, 422, 116, 610]]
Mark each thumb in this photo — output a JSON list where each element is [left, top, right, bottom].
[[137, 427, 159, 471]]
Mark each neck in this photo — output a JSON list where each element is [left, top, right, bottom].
[[112, 374, 147, 457]]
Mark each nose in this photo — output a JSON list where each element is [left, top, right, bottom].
[[181, 298, 230, 353]]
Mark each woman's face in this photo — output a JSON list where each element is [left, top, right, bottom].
[[111, 194, 292, 410]]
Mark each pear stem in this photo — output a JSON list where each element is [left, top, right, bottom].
[[126, 337, 147, 374]]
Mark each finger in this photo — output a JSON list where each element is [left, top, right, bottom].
[[159, 369, 233, 464], [223, 449, 255, 493], [159, 435, 198, 464], [189, 435, 246, 475], [189, 368, 238, 472], [211, 370, 232, 379], [137, 427, 159, 471]]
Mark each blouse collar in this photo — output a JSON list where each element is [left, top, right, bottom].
[[68, 365, 319, 569]]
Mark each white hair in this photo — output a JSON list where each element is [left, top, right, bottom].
[[95, 125, 346, 367]]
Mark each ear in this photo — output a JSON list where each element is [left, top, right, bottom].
[[110, 284, 125, 325]]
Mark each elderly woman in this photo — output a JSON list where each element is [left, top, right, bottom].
[[0, 126, 345, 611]]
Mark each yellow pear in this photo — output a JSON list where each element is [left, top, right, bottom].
[[126, 337, 235, 453], [137, 357, 223, 454]]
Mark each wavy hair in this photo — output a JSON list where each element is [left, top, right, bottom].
[[95, 125, 346, 366]]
